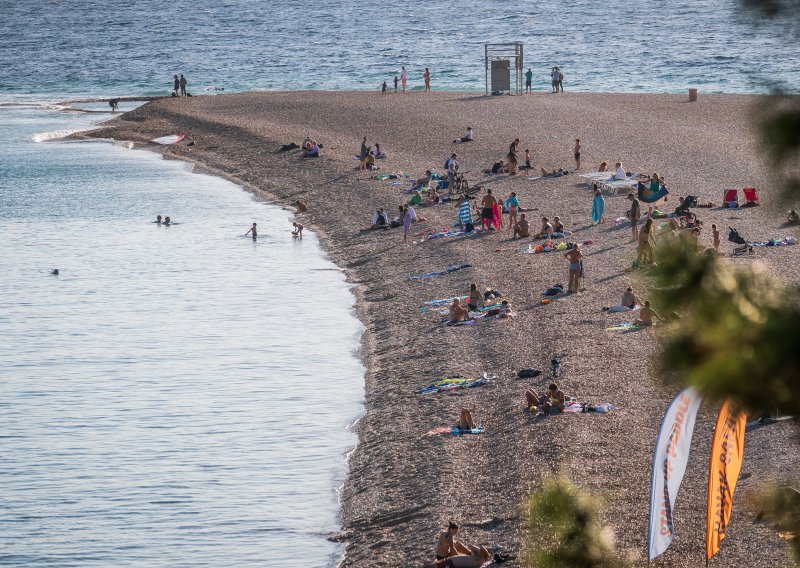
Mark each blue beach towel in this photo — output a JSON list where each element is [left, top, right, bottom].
[[591, 194, 605, 224]]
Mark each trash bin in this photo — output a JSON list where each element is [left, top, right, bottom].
[[689, 88, 698, 102]]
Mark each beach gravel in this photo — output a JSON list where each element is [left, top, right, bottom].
[[76, 91, 800, 567]]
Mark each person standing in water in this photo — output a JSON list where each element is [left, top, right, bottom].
[[173, 75, 180, 95], [525, 67, 533, 93], [245, 222, 257, 239], [292, 222, 303, 238], [179, 74, 187, 96], [400, 66, 408, 92], [424, 67, 431, 92]]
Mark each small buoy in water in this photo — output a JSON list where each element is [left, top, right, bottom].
[[51, 269, 59, 275]]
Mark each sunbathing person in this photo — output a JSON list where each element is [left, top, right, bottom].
[[467, 283, 482, 311], [634, 301, 662, 327], [540, 167, 569, 177], [456, 408, 476, 430], [302, 141, 320, 157], [512, 213, 530, 239], [553, 216, 564, 234], [408, 170, 434, 191], [598, 161, 608, 172], [498, 300, 515, 318], [374, 142, 386, 159], [453, 127, 474, 143], [364, 208, 389, 231], [435, 522, 472, 560], [538, 217, 554, 238], [294, 200, 308, 212], [428, 187, 442, 205], [621, 287, 643, 309], [613, 162, 626, 180], [448, 298, 471, 323], [423, 547, 493, 568], [526, 384, 565, 414], [789, 209, 800, 225], [490, 160, 507, 174], [483, 288, 503, 304]]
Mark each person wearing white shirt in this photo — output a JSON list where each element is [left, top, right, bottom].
[[613, 162, 626, 180]]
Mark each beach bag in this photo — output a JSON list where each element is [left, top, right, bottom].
[[518, 368, 542, 378]]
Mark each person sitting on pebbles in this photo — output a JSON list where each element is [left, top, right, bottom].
[[538, 217, 554, 239], [435, 522, 471, 560], [621, 286, 643, 309], [525, 383, 566, 415], [553, 216, 565, 234], [294, 200, 307, 212], [456, 408, 476, 430], [512, 213, 530, 239], [423, 547, 493, 568], [634, 300, 663, 327], [448, 298, 471, 323], [497, 299, 515, 318]]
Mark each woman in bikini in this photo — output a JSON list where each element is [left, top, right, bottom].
[[467, 283, 482, 311], [637, 218, 656, 264], [564, 243, 583, 293]]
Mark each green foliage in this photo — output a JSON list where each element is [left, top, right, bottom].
[[651, 235, 800, 425], [522, 475, 629, 568], [756, 485, 800, 561], [756, 96, 800, 204]]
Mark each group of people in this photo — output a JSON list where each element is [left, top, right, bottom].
[[381, 66, 431, 93], [153, 215, 172, 225], [359, 137, 386, 170], [448, 285, 514, 323], [171, 74, 188, 97]]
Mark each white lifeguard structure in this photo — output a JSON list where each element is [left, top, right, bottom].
[[484, 42, 524, 95]]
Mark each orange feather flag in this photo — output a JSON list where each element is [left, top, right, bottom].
[[706, 400, 747, 561]]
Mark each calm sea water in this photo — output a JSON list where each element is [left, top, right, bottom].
[[0, 0, 798, 99], [0, 107, 364, 566]]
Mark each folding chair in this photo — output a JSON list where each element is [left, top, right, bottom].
[[723, 189, 739, 209], [742, 187, 759, 207]]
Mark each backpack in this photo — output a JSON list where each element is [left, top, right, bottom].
[[518, 368, 541, 378]]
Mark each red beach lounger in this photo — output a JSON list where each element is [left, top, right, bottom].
[[742, 187, 759, 206], [723, 189, 739, 209]]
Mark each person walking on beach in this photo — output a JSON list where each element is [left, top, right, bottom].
[[573, 139, 581, 170], [424, 67, 431, 92], [628, 193, 641, 241], [401, 66, 408, 92], [564, 243, 583, 293], [550, 67, 559, 93], [245, 222, 257, 240], [402, 205, 413, 243], [381, 81, 388, 94], [394, 76, 398, 92], [179, 74, 187, 96], [359, 136, 369, 171], [525, 67, 533, 93], [558, 68, 564, 92]]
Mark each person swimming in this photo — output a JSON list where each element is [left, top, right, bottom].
[[51, 269, 59, 276], [163, 216, 172, 226], [154, 215, 162, 224], [245, 222, 257, 239]]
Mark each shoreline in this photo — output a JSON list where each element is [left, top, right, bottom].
[[73, 90, 799, 567]]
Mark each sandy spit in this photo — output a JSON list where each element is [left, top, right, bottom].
[[74, 91, 799, 567]]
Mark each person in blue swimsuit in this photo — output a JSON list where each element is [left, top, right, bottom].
[[564, 244, 583, 293]]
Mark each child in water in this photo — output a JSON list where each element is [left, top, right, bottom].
[[245, 222, 257, 239], [292, 222, 303, 238]]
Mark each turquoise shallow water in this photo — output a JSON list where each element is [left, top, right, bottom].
[[0, 0, 797, 99], [0, 107, 364, 567]]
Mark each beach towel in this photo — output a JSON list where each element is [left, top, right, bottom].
[[417, 374, 495, 395], [605, 304, 642, 313], [425, 426, 485, 436], [563, 401, 618, 413], [591, 193, 605, 223], [752, 237, 797, 247], [409, 264, 471, 281], [606, 322, 642, 331], [492, 202, 502, 229], [637, 183, 669, 203]]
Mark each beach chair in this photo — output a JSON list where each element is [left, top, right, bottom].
[[723, 189, 739, 208], [600, 179, 636, 196], [742, 187, 759, 207], [579, 172, 615, 185]]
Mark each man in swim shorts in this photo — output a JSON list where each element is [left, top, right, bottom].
[[480, 189, 498, 230], [424, 546, 493, 568], [512, 213, 530, 239], [573, 138, 581, 170], [436, 522, 466, 559], [245, 222, 257, 239]]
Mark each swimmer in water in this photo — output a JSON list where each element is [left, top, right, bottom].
[[163, 216, 171, 226], [292, 222, 303, 238], [51, 269, 59, 275], [154, 215, 162, 224], [245, 222, 257, 239]]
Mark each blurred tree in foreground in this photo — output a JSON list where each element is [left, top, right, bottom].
[[522, 476, 629, 568]]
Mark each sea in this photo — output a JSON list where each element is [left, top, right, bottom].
[[0, 1, 796, 567]]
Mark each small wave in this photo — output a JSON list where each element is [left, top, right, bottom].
[[31, 129, 86, 143]]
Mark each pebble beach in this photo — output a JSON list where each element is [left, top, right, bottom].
[[76, 90, 799, 567]]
